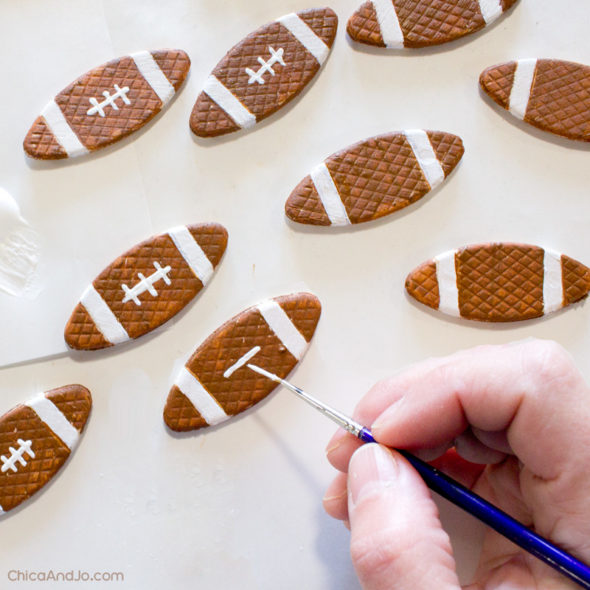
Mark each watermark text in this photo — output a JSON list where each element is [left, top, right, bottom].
[[7, 569, 124, 583]]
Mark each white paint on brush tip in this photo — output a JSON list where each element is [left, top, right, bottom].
[[247, 364, 282, 383], [0, 188, 41, 299], [224, 346, 261, 378]]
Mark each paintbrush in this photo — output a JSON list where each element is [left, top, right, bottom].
[[247, 363, 590, 589]]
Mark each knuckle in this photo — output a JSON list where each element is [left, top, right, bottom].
[[350, 528, 405, 580], [350, 527, 454, 583], [522, 339, 576, 381], [426, 361, 466, 396]]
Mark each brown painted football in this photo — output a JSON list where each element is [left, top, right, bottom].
[[405, 243, 590, 322], [347, 0, 518, 48], [480, 58, 590, 142], [65, 223, 228, 350], [285, 130, 464, 226], [0, 385, 91, 514], [24, 49, 190, 159], [164, 293, 321, 432], [190, 8, 337, 137]]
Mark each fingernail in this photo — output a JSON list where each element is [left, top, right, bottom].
[[348, 444, 398, 510], [371, 398, 404, 435], [322, 490, 348, 504], [325, 429, 348, 456]]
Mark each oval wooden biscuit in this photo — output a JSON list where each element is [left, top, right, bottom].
[[190, 8, 337, 137], [347, 0, 518, 49], [406, 243, 590, 322], [480, 59, 590, 142], [24, 49, 190, 159], [0, 385, 91, 514], [285, 130, 464, 226], [164, 293, 322, 432], [65, 223, 228, 350]]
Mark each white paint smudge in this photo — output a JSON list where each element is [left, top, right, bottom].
[[0, 188, 41, 299]]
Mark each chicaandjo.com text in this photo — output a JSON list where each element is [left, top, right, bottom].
[[7, 569, 124, 583]]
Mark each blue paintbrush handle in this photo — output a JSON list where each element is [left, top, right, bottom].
[[358, 427, 590, 589]]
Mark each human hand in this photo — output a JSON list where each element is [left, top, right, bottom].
[[323, 339, 590, 589]]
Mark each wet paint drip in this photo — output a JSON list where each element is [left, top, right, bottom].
[[0, 188, 41, 299]]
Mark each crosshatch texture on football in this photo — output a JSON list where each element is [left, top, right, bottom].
[[163, 293, 322, 432], [0, 385, 92, 514], [347, 0, 518, 49], [480, 58, 590, 142], [65, 223, 228, 351], [189, 7, 338, 138], [285, 130, 464, 226], [405, 243, 590, 322], [24, 49, 191, 159]]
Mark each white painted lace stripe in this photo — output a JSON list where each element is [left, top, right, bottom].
[[131, 50, 175, 104], [278, 13, 330, 64], [168, 226, 214, 285], [404, 130, 445, 190], [509, 58, 537, 119], [224, 346, 261, 378], [257, 300, 308, 360], [41, 100, 88, 157], [478, 0, 503, 24], [372, 0, 404, 48], [543, 249, 564, 314], [175, 368, 228, 426], [80, 285, 129, 345], [310, 163, 350, 226], [435, 250, 460, 317], [203, 75, 256, 129], [25, 395, 79, 450]]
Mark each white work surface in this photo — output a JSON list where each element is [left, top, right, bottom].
[[1, 0, 589, 587]]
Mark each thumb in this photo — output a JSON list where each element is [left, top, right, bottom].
[[348, 444, 461, 590]]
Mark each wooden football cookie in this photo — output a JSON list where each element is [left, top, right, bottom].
[[406, 243, 590, 322], [24, 49, 190, 159], [164, 293, 321, 432], [65, 223, 228, 350], [190, 8, 337, 137], [285, 130, 464, 226], [480, 59, 590, 142], [0, 386, 91, 514], [347, 0, 518, 48]]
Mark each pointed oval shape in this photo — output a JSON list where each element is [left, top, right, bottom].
[[65, 223, 228, 350], [285, 130, 464, 226], [406, 243, 590, 322], [190, 8, 338, 138], [347, 0, 519, 48], [0, 385, 92, 514], [164, 293, 322, 432], [480, 58, 590, 142], [24, 49, 191, 159]]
